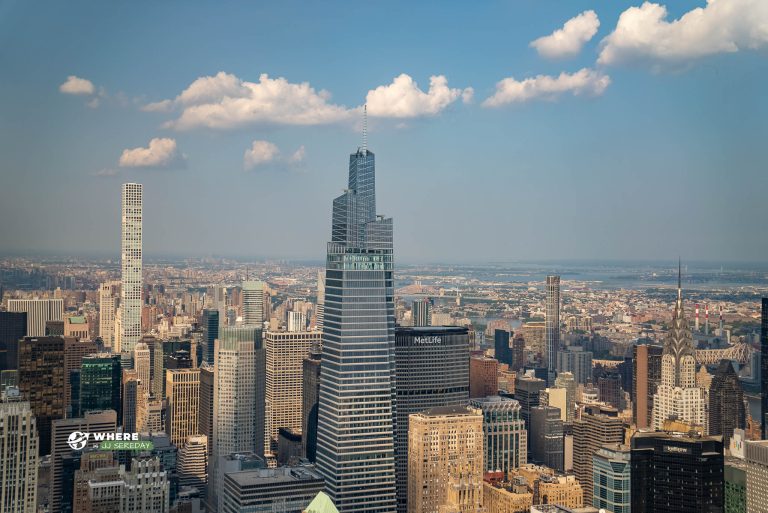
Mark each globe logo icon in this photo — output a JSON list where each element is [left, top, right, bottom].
[[67, 431, 89, 450]]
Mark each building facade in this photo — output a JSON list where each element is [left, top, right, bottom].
[[470, 395, 527, 474], [545, 275, 560, 384], [470, 355, 499, 398], [651, 273, 707, 432], [631, 431, 724, 513], [746, 440, 768, 513], [241, 280, 265, 326], [632, 343, 663, 429], [120, 183, 143, 355], [302, 348, 321, 463], [592, 444, 631, 513], [709, 360, 746, 446], [98, 281, 120, 349], [572, 406, 625, 506], [165, 368, 200, 447], [264, 329, 320, 453], [395, 326, 470, 513], [530, 406, 563, 472], [17, 335, 65, 455], [407, 406, 483, 513], [8, 299, 63, 338], [79, 353, 122, 422], [220, 465, 325, 513], [0, 312, 27, 371], [211, 326, 265, 512], [315, 144, 398, 513], [0, 397, 38, 513]]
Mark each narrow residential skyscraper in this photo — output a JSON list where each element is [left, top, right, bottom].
[[120, 183, 143, 355], [761, 298, 768, 439], [316, 138, 398, 513], [545, 275, 560, 384]]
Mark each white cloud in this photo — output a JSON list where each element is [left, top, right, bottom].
[[60, 76, 95, 95], [244, 140, 280, 169], [483, 68, 611, 107], [365, 74, 471, 118], [288, 145, 306, 164], [119, 138, 182, 168], [243, 140, 307, 170], [599, 0, 768, 66], [531, 10, 601, 59], [150, 72, 353, 130]]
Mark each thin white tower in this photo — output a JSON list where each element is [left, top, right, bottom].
[[120, 183, 143, 355]]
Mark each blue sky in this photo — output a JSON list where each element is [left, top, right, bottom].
[[1, 0, 767, 263]]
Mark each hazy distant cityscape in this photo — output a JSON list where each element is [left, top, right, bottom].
[[3, 0, 768, 512]]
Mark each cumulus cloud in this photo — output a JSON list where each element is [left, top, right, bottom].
[[531, 10, 601, 59], [365, 74, 472, 118], [244, 140, 280, 169], [119, 138, 183, 168], [145, 72, 353, 130], [60, 75, 95, 95], [243, 140, 305, 170], [599, 0, 768, 67], [483, 68, 611, 107]]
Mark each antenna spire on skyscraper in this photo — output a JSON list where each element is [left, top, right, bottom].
[[678, 257, 682, 299], [362, 104, 368, 153]]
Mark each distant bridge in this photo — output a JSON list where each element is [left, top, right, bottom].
[[695, 342, 753, 366]]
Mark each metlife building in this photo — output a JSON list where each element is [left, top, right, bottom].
[[393, 326, 470, 513]]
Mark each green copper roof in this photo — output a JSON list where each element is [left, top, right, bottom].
[[304, 492, 339, 513], [67, 316, 87, 324]]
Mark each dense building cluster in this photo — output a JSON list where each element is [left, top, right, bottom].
[[2, 139, 768, 513]]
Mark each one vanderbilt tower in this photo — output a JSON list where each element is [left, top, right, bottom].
[[316, 114, 397, 513]]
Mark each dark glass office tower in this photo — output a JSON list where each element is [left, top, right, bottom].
[[494, 329, 512, 366], [79, 353, 122, 424], [316, 141, 398, 513], [631, 432, 724, 513], [394, 326, 470, 513], [201, 308, 219, 365], [709, 359, 745, 445], [762, 298, 768, 439], [0, 311, 26, 371], [18, 335, 65, 455], [302, 346, 322, 463]]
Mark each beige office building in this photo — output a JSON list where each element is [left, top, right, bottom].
[[8, 298, 64, 337], [98, 281, 120, 349], [178, 434, 208, 498], [165, 368, 200, 447], [0, 397, 38, 513], [265, 329, 320, 452], [407, 406, 483, 513], [746, 440, 768, 513], [572, 405, 624, 505]]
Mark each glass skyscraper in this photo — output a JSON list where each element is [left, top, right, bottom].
[[316, 143, 397, 513]]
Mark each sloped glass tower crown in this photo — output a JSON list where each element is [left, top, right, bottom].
[[316, 146, 397, 513]]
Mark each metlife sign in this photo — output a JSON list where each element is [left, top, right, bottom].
[[67, 431, 153, 451], [413, 336, 442, 345]]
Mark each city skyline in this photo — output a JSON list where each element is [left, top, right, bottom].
[[2, 0, 768, 262]]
